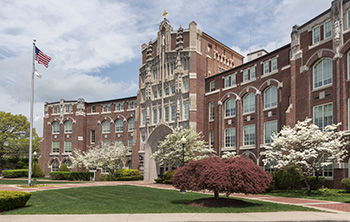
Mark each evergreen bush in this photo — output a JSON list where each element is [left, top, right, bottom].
[[32, 162, 45, 178], [114, 169, 142, 181], [341, 178, 350, 193], [59, 164, 70, 172], [0, 191, 31, 212], [272, 165, 302, 189], [2, 169, 28, 178]]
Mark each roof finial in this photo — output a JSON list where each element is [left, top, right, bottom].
[[163, 10, 168, 19]]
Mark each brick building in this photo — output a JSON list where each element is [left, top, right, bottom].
[[40, 0, 350, 188]]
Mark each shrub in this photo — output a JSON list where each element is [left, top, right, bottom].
[[304, 176, 325, 190], [59, 164, 70, 172], [2, 169, 28, 178], [272, 165, 302, 189], [0, 191, 31, 212], [154, 170, 175, 184], [114, 169, 142, 181], [99, 174, 113, 181], [154, 178, 163, 183], [341, 178, 350, 193], [50, 171, 93, 181], [32, 162, 45, 178], [173, 156, 272, 198]]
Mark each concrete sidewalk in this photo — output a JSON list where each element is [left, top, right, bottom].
[[1, 212, 350, 222]]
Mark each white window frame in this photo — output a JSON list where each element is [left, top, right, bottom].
[[128, 118, 135, 131], [171, 105, 176, 121], [313, 58, 332, 89], [348, 9, 350, 29], [230, 74, 236, 86], [184, 102, 189, 120], [165, 106, 169, 122], [271, 57, 277, 72], [243, 124, 255, 146], [250, 67, 256, 79], [264, 120, 278, 144], [313, 25, 321, 44], [209, 102, 214, 121], [264, 86, 278, 109], [52, 121, 60, 134], [90, 130, 95, 144], [224, 127, 236, 148], [64, 140, 72, 153], [313, 103, 333, 131], [243, 93, 255, 114], [115, 119, 123, 132], [347, 51, 350, 80], [209, 81, 215, 92], [128, 139, 133, 153], [243, 69, 249, 82], [51, 160, 59, 172], [102, 120, 110, 133], [263, 61, 269, 75], [324, 20, 332, 39], [64, 121, 72, 133], [52, 141, 59, 154], [209, 130, 214, 149], [224, 76, 230, 88], [224, 98, 236, 118]]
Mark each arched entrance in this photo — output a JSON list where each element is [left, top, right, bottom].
[[143, 124, 173, 181]]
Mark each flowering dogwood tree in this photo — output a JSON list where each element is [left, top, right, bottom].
[[151, 127, 215, 168], [263, 118, 348, 195], [71, 142, 128, 178], [172, 156, 272, 199]]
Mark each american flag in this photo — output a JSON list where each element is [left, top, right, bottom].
[[35, 46, 51, 68]]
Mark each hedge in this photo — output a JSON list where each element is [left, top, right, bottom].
[[305, 176, 325, 190], [2, 169, 28, 178], [114, 169, 143, 181], [0, 191, 31, 212], [50, 171, 93, 181], [341, 178, 350, 193]]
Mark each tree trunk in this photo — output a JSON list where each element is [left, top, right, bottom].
[[303, 176, 311, 196], [214, 190, 219, 199]]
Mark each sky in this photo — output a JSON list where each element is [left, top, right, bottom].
[[0, 0, 332, 136]]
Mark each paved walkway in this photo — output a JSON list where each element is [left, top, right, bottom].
[[1, 180, 350, 221]]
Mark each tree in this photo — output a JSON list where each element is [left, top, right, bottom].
[[263, 118, 348, 195], [151, 127, 215, 168], [71, 142, 128, 178], [0, 111, 41, 168], [172, 156, 272, 199]]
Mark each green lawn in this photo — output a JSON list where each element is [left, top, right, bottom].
[[0, 179, 85, 185], [264, 189, 350, 203], [2, 185, 315, 214]]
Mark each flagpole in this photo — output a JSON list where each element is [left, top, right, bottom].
[[28, 39, 36, 186]]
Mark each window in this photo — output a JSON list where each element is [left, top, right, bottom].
[[313, 58, 332, 89], [209, 102, 214, 121], [224, 76, 230, 88], [324, 20, 332, 39], [142, 91, 146, 101], [64, 141, 72, 153], [316, 154, 333, 178], [243, 69, 249, 82], [52, 141, 59, 153], [171, 105, 176, 121], [263, 61, 269, 75], [264, 120, 277, 144], [52, 121, 60, 134], [115, 119, 123, 132], [142, 110, 146, 125], [184, 102, 189, 120], [250, 67, 256, 79], [264, 86, 278, 109], [64, 160, 71, 168], [313, 26, 321, 44], [53, 105, 60, 114], [51, 160, 59, 172], [153, 108, 157, 124], [65, 104, 73, 113], [90, 130, 95, 144], [209, 130, 214, 149], [102, 140, 110, 149], [91, 105, 96, 113], [348, 10, 350, 28], [102, 120, 110, 133], [115, 140, 123, 146], [153, 89, 158, 99], [243, 93, 255, 114], [165, 87, 169, 96], [171, 85, 176, 94], [165, 106, 169, 122], [64, 121, 72, 133], [159, 89, 162, 97], [102, 104, 111, 112], [209, 81, 215, 92], [128, 118, 135, 131], [128, 139, 133, 153], [313, 103, 333, 131], [271, 57, 277, 72], [184, 81, 189, 92], [243, 124, 255, 146], [225, 98, 236, 117], [264, 160, 276, 174], [224, 128, 236, 148]]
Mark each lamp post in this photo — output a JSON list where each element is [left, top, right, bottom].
[[33, 151, 37, 182], [180, 136, 186, 193]]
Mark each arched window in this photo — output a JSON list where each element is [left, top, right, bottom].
[[243, 93, 255, 114], [102, 120, 110, 133], [64, 120, 72, 133], [313, 58, 332, 89], [128, 118, 135, 131], [225, 98, 236, 117], [64, 160, 71, 168], [115, 119, 123, 132], [264, 86, 277, 109], [52, 121, 60, 134], [51, 160, 59, 172]]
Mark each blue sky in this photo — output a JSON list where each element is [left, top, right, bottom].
[[0, 0, 332, 136]]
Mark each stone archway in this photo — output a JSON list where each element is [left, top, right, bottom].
[[143, 124, 173, 181]]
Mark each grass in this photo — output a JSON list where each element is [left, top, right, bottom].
[[264, 189, 350, 203], [2, 185, 315, 214], [0, 179, 85, 185]]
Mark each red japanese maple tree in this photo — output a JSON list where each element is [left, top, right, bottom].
[[172, 156, 272, 199]]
